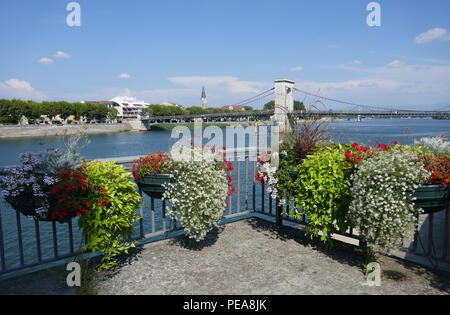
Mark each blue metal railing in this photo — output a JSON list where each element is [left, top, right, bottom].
[[1, 151, 449, 279]]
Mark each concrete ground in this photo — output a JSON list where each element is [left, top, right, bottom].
[[1, 217, 449, 295]]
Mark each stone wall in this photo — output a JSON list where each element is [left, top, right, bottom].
[[0, 122, 135, 139]]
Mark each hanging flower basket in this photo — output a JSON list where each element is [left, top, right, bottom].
[[0, 147, 96, 224], [5, 192, 53, 222], [4, 191, 86, 223], [412, 184, 449, 214], [132, 152, 176, 199], [135, 174, 175, 199]]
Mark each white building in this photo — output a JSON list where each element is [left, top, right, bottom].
[[109, 96, 150, 119]]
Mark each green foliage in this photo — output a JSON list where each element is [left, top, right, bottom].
[[141, 107, 153, 117], [292, 144, 352, 247], [0, 99, 110, 123], [0, 98, 263, 123], [106, 107, 118, 121], [75, 254, 97, 295], [273, 140, 297, 201], [146, 104, 184, 116], [263, 100, 305, 111], [185, 106, 206, 115], [263, 101, 275, 110], [38, 135, 86, 174], [79, 161, 141, 271]]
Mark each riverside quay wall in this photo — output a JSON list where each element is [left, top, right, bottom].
[[0, 122, 139, 139]]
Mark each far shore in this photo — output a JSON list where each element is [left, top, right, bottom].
[[0, 118, 348, 139]]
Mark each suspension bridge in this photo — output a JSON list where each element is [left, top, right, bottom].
[[141, 79, 450, 129]]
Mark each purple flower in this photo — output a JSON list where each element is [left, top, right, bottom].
[[43, 175, 57, 186]]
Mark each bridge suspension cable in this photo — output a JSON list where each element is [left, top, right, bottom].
[[293, 87, 401, 112], [240, 90, 275, 109], [230, 87, 275, 108]]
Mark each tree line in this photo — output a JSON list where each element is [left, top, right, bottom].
[[0, 98, 307, 124], [0, 99, 116, 124]]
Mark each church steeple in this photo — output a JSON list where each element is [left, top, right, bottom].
[[201, 86, 208, 109], [201, 86, 206, 99]]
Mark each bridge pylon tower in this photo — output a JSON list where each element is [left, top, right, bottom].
[[271, 78, 295, 132]]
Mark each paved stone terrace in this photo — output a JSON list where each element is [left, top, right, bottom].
[[1, 217, 450, 295]]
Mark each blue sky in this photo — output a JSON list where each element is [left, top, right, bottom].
[[0, 0, 449, 110]]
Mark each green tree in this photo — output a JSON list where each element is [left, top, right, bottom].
[[263, 100, 275, 110], [73, 102, 90, 121], [106, 107, 118, 121], [87, 103, 109, 121], [294, 101, 306, 111], [147, 104, 185, 116], [185, 106, 205, 115], [263, 100, 305, 111], [141, 107, 153, 117]]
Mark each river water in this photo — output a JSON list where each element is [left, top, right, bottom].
[[0, 118, 449, 271], [0, 118, 449, 167]]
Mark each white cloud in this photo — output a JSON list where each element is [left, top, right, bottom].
[[119, 73, 131, 79], [0, 78, 46, 100], [353, 60, 361, 65], [53, 51, 71, 59], [296, 61, 450, 109], [0, 78, 34, 91], [289, 66, 303, 72], [39, 57, 54, 65], [414, 28, 450, 44], [387, 60, 405, 68]]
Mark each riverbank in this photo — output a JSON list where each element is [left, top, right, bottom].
[[0, 123, 133, 139]]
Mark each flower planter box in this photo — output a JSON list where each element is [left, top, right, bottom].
[[135, 174, 175, 199], [5, 193, 76, 223], [412, 184, 449, 214]]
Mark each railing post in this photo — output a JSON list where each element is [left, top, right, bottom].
[[275, 199, 283, 229], [35, 219, 43, 261], [16, 211, 24, 266], [443, 206, 449, 261], [245, 155, 249, 212], [427, 213, 434, 257], [252, 160, 256, 212], [138, 188, 144, 239], [237, 159, 241, 213], [52, 221, 58, 259], [0, 206, 6, 272]]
